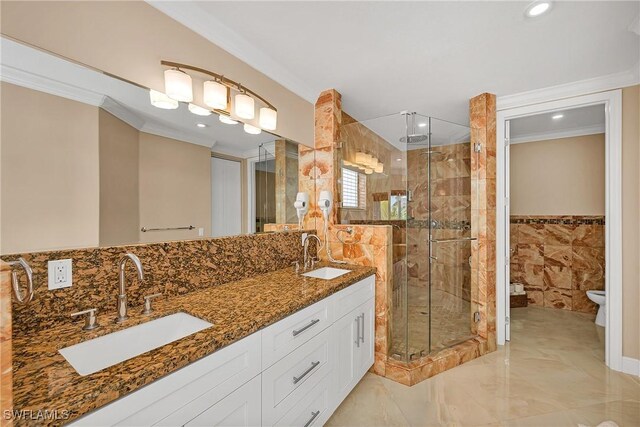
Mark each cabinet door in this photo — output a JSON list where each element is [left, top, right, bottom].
[[356, 298, 375, 378], [332, 307, 360, 408], [183, 375, 261, 427]]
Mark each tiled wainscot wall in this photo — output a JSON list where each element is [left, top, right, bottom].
[[510, 215, 605, 313]]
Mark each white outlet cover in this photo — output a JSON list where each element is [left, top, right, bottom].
[[48, 259, 72, 290]]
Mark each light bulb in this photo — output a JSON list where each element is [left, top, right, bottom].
[[259, 107, 277, 131], [219, 115, 238, 125], [188, 103, 212, 116], [235, 93, 255, 119], [149, 89, 179, 109], [355, 152, 367, 165], [203, 80, 228, 110], [164, 68, 193, 102], [244, 123, 261, 135]]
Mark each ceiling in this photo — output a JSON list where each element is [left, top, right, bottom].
[[510, 104, 605, 143], [0, 37, 279, 158], [149, 1, 639, 125]]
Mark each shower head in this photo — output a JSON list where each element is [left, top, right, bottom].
[[400, 133, 429, 144]]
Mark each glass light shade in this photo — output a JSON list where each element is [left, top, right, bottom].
[[374, 163, 384, 173], [235, 94, 255, 119], [204, 80, 228, 110], [362, 153, 373, 166], [259, 107, 277, 131], [219, 115, 238, 125], [243, 123, 261, 135], [343, 160, 353, 166], [356, 164, 366, 170], [149, 89, 179, 109], [355, 152, 367, 165], [164, 69, 193, 102], [364, 168, 373, 175], [368, 157, 379, 168], [188, 103, 212, 116]]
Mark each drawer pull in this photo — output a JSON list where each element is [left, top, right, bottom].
[[359, 313, 365, 344], [304, 410, 321, 427], [292, 318, 320, 337], [355, 316, 360, 347], [293, 361, 320, 384]]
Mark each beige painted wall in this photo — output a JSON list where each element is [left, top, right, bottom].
[[139, 133, 211, 243], [99, 110, 139, 247], [0, 1, 314, 147], [0, 83, 99, 254], [621, 85, 639, 360], [510, 134, 605, 216]]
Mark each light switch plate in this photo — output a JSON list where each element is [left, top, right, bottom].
[[301, 232, 308, 245], [48, 259, 72, 290]]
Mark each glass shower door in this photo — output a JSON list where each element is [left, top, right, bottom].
[[423, 115, 475, 352]]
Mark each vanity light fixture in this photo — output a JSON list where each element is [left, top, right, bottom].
[[525, 0, 552, 18], [164, 68, 193, 102], [149, 90, 179, 110], [203, 80, 228, 110], [219, 114, 238, 125], [243, 123, 262, 135], [374, 163, 384, 174], [552, 113, 564, 120], [159, 60, 278, 131], [364, 168, 373, 175], [188, 103, 212, 116], [235, 93, 255, 120]]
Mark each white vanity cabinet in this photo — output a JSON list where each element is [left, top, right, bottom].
[[68, 274, 375, 427]]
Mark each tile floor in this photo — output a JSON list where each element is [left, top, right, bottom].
[[328, 306, 640, 426]]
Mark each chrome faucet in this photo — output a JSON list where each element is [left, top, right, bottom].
[[115, 253, 144, 323], [302, 234, 322, 270]]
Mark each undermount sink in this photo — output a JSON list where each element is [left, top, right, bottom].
[[59, 312, 212, 376], [302, 267, 351, 280]]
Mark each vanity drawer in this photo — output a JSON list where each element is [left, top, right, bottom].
[[262, 327, 332, 426], [272, 372, 332, 427], [261, 295, 333, 369], [333, 275, 375, 320], [70, 333, 261, 427]]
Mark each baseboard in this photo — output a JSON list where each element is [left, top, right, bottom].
[[621, 357, 640, 377]]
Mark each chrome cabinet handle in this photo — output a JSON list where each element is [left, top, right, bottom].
[[359, 313, 365, 344], [304, 410, 321, 427], [293, 361, 320, 384], [292, 318, 320, 337], [355, 316, 360, 347]]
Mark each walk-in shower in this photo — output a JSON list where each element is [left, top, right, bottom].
[[338, 111, 477, 362]]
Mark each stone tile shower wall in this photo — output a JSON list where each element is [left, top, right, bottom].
[[510, 215, 605, 313]]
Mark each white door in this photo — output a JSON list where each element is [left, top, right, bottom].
[[504, 120, 511, 342], [211, 157, 242, 237]]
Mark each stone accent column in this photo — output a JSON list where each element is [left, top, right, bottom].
[[470, 93, 497, 351], [1, 261, 12, 426]]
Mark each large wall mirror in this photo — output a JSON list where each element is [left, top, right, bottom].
[[0, 38, 314, 254]]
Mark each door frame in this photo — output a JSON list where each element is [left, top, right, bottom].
[[211, 152, 248, 235], [496, 89, 623, 372]]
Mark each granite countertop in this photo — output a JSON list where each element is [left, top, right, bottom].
[[11, 262, 376, 426]]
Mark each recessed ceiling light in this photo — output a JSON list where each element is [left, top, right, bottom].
[[418, 123, 427, 128], [396, 158, 402, 162], [188, 103, 212, 116], [219, 115, 238, 125], [552, 114, 564, 120], [525, 1, 552, 18], [196, 123, 207, 128]]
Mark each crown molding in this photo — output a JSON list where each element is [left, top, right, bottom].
[[497, 67, 640, 111], [510, 124, 605, 145], [146, 1, 318, 103], [0, 64, 105, 106], [100, 97, 146, 130]]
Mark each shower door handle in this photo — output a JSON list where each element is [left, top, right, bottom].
[[429, 237, 478, 244]]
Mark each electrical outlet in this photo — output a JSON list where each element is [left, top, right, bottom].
[[48, 259, 72, 290], [198, 227, 205, 237]]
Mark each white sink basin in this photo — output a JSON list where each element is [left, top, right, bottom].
[[302, 267, 351, 280], [59, 312, 212, 376]]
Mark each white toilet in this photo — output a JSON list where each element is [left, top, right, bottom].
[[586, 290, 606, 327]]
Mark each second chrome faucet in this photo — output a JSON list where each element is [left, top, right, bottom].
[[116, 253, 145, 323]]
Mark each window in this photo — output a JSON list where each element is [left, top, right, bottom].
[[342, 167, 366, 209]]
